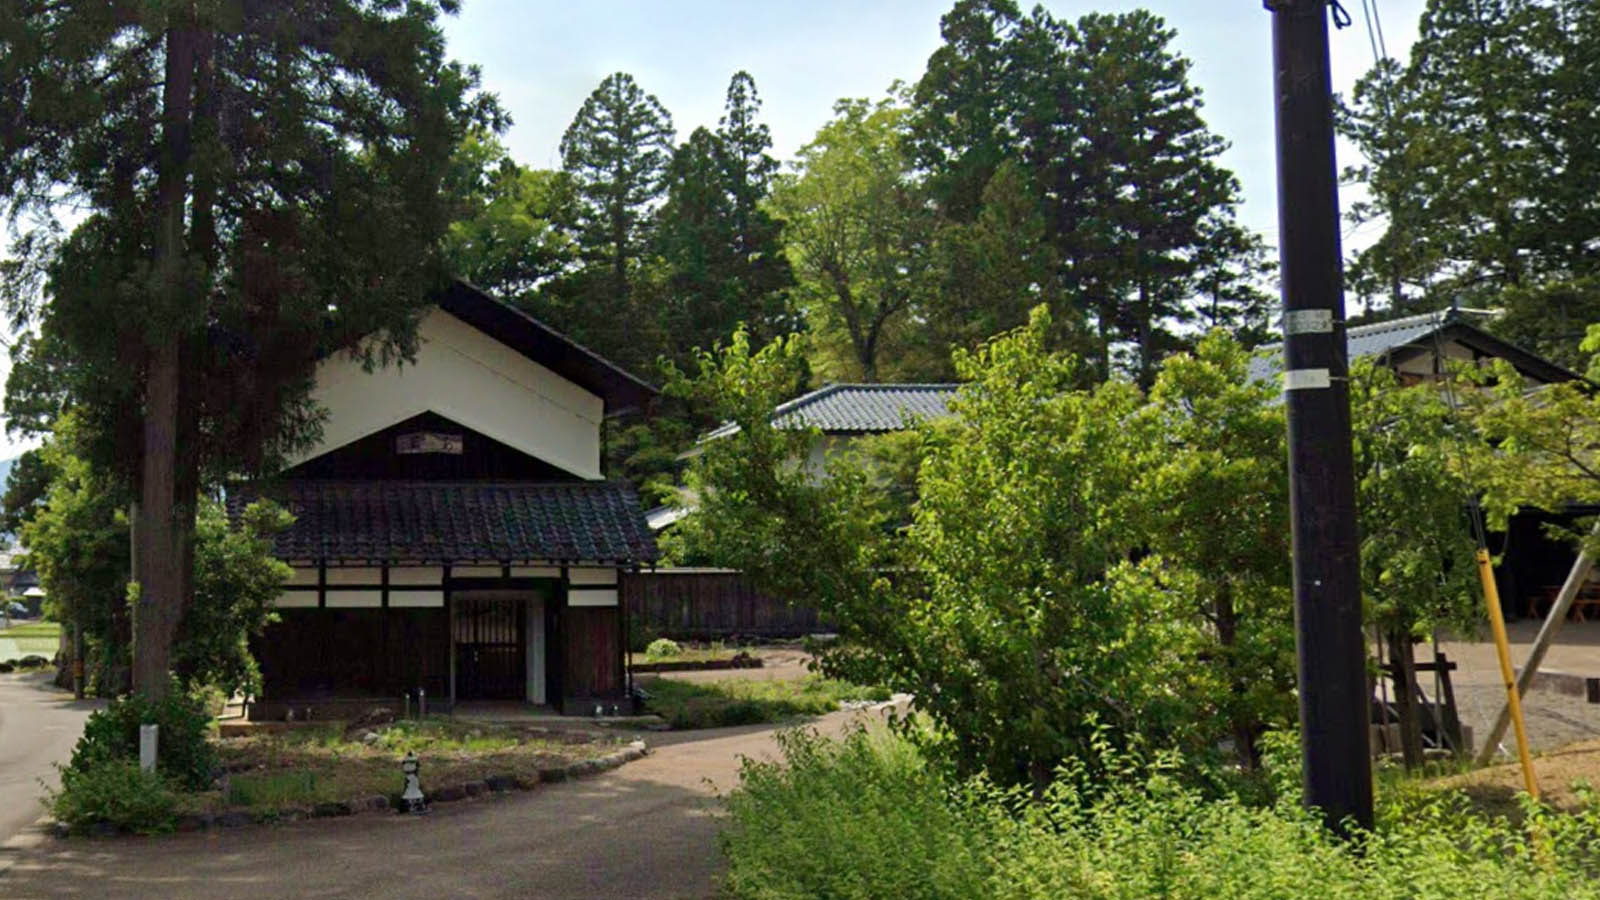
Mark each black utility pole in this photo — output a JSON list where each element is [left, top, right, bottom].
[[1266, 0, 1374, 834]]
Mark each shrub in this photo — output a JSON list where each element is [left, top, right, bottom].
[[47, 760, 177, 834], [628, 619, 661, 654], [645, 638, 683, 660], [720, 727, 1600, 899], [68, 689, 218, 790]]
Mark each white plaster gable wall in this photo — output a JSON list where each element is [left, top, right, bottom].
[[292, 308, 606, 478]]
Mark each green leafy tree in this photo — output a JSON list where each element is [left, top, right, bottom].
[[179, 499, 292, 698], [773, 96, 934, 382], [20, 420, 131, 693], [444, 130, 580, 302], [1129, 333, 1294, 769], [1, 0, 494, 698], [1, 447, 57, 537]]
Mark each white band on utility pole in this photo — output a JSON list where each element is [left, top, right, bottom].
[[1283, 368, 1332, 391], [1283, 309, 1334, 334]]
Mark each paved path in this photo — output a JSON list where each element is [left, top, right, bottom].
[[0, 706, 889, 899], [0, 673, 99, 847]]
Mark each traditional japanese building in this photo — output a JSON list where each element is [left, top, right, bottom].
[[234, 280, 657, 717]]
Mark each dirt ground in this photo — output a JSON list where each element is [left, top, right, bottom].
[[1432, 620, 1600, 759], [654, 647, 816, 685]]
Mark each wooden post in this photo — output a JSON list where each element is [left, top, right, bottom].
[[1388, 632, 1424, 769], [1475, 517, 1600, 765]]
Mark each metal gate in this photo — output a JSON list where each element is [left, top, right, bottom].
[[454, 595, 523, 700]]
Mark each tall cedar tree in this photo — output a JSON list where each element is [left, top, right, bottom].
[[910, 4, 1255, 383], [556, 72, 675, 373], [1343, 0, 1600, 366], [0, 1, 494, 697], [656, 72, 794, 369]]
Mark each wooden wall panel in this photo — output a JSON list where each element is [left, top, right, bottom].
[[621, 571, 827, 640], [562, 606, 621, 700]]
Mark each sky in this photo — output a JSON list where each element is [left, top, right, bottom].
[[0, 0, 1428, 460]]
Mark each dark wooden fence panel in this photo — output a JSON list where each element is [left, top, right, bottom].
[[623, 569, 827, 640]]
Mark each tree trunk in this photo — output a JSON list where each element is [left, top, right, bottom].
[[1214, 584, 1260, 770], [132, 15, 198, 701]]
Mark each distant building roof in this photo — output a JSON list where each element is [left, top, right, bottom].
[[229, 480, 658, 566], [703, 383, 960, 441], [1248, 309, 1581, 385]]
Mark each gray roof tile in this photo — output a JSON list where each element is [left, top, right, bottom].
[[228, 480, 658, 565], [705, 383, 959, 440]]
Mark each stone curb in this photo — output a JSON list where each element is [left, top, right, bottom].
[[49, 740, 649, 839]]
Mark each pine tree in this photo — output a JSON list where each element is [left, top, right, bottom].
[[713, 72, 796, 342], [0, 0, 492, 697], [1342, 0, 1600, 365], [556, 71, 675, 369]]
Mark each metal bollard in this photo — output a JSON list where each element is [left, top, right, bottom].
[[418, 687, 427, 718], [138, 724, 158, 773]]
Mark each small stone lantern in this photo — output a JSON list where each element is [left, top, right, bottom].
[[400, 752, 427, 814]]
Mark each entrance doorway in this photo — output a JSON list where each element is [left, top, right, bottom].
[[453, 594, 523, 700]]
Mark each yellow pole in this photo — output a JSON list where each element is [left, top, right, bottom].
[[1476, 548, 1539, 799]]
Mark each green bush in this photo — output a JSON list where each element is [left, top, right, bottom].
[[644, 637, 683, 660], [720, 727, 1600, 899], [68, 689, 218, 790], [628, 619, 661, 654], [47, 760, 177, 834]]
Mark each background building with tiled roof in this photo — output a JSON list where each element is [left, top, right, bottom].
[[649, 383, 960, 532]]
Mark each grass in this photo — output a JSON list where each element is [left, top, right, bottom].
[[0, 619, 59, 663], [181, 717, 624, 817], [640, 675, 889, 729]]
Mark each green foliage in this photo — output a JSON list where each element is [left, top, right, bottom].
[[19, 418, 131, 691], [47, 760, 178, 835], [644, 638, 683, 660], [721, 727, 1600, 900], [1341, 0, 1600, 364], [1127, 332, 1295, 768], [771, 95, 934, 382], [1351, 360, 1480, 638], [908, 4, 1261, 382], [178, 500, 293, 698], [722, 727, 994, 899], [443, 129, 580, 302], [641, 676, 888, 730], [225, 770, 324, 811], [68, 690, 217, 791], [676, 308, 1548, 787]]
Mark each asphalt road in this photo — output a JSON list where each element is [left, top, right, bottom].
[[0, 705, 893, 899], [0, 672, 99, 846]]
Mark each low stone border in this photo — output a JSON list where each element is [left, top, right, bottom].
[[50, 740, 649, 839], [1527, 669, 1600, 703], [630, 656, 764, 674]]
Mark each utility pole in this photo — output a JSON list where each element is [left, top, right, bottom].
[[1265, 0, 1374, 834]]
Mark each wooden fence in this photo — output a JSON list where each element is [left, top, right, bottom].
[[622, 568, 827, 640]]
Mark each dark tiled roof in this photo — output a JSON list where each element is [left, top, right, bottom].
[[228, 480, 658, 565], [1247, 309, 1579, 385], [704, 383, 960, 440]]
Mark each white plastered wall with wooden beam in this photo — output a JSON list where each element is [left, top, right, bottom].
[[274, 564, 620, 609], [289, 308, 606, 478]]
